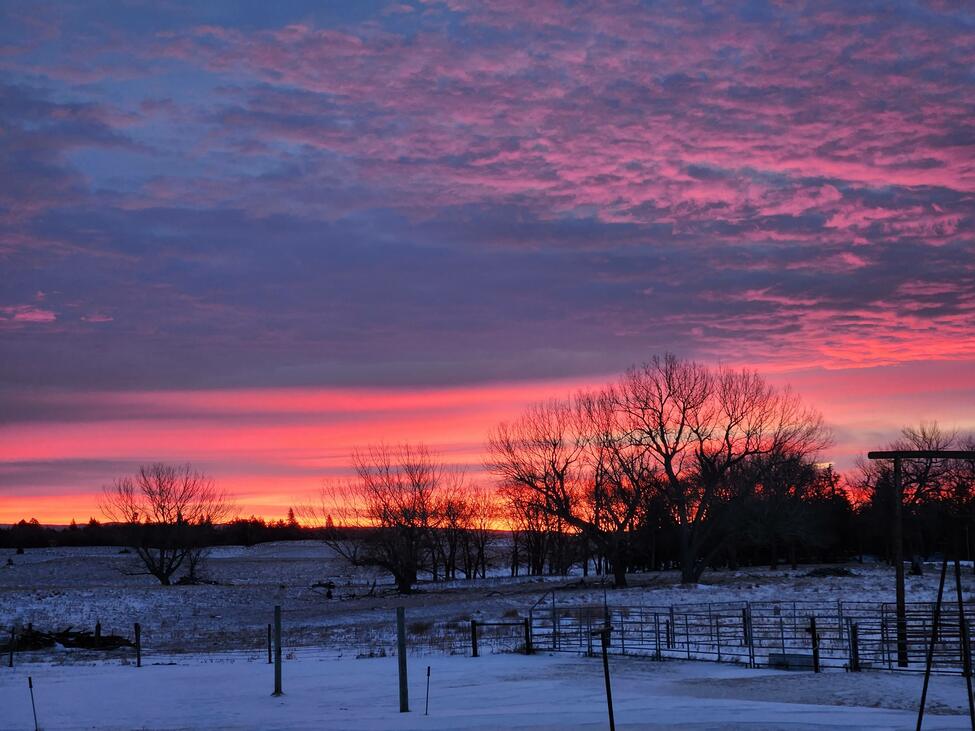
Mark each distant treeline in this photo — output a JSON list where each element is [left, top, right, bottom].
[[0, 515, 319, 550]]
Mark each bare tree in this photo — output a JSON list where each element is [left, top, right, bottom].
[[101, 463, 232, 585], [614, 354, 830, 583], [579, 388, 660, 586], [460, 485, 497, 579], [487, 395, 654, 587], [305, 444, 454, 594], [488, 400, 586, 578]]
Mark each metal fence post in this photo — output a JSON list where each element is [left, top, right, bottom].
[[552, 594, 558, 650], [654, 612, 662, 661], [745, 608, 755, 668], [598, 627, 615, 731], [716, 616, 722, 662], [952, 558, 975, 726], [28, 676, 38, 731], [881, 610, 891, 669]]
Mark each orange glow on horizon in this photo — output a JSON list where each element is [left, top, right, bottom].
[[2, 362, 973, 526]]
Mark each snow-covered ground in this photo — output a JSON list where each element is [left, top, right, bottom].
[[4, 542, 975, 728], [4, 542, 971, 657], [2, 650, 972, 730]]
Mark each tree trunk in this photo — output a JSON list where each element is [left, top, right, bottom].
[[679, 524, 696, 584], [394, 571, 415, 594], [612, 559, 627, 588]]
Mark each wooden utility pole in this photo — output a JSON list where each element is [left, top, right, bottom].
[[869, 450, 975, 671], [893, 456, 908, 668]]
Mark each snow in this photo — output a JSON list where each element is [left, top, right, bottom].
[[1, 650, 972, 730], [4, 542, 971, 657], [4, 543, 975, 728]]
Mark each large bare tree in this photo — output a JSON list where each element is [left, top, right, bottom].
[[488, 355, 830, 585], [101, 463, 232, 585], [306, 444, 458, 594], [614, 354, 830, 582]]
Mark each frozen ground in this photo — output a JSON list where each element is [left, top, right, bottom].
[[1, 650, 972, 730], [3, 543, 975, 729], [2, 542, 973, 655]]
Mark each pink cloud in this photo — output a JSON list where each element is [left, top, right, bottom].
[[0, 304, 57, 324]]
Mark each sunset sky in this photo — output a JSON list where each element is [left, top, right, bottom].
[[1, 1, 974, 524]]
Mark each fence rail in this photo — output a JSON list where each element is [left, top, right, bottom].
[[7, 596, 975, 676], [526, 599, 975, 674]]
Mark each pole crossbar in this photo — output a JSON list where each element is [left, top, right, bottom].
[[867, 451, 975, 460]]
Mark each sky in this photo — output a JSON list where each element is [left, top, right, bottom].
[[1, 0, 974, 524]]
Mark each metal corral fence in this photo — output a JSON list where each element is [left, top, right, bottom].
[[1, 613, 495, 668], [8, 597, 975, 675], [525, 595, 975, 674]]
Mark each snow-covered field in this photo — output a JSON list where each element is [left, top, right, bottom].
[[3, 542, 975, 729], [2, 650, 973, 730], [4, 542, 971, 656]]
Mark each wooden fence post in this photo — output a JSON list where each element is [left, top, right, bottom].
[[849, 621, 860, 672], [809, 616, 820, 673], [272, 605, 282, 696], [523, 618, 532, 655], [397, 607, 409, 712], [7, 627, 14, 668], [134, 623, 141, 668], [470, 620, 478, 658]]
